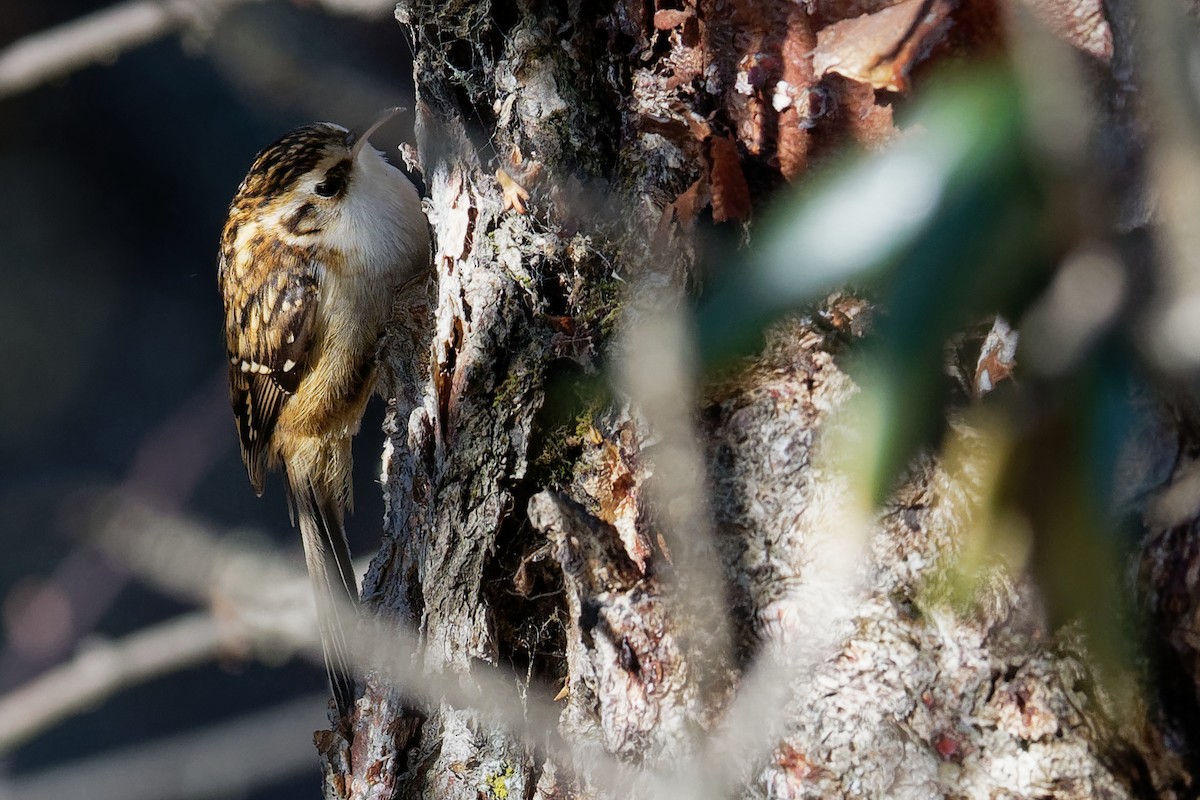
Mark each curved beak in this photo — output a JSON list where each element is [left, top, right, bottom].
[[349, 106, 405, 161]]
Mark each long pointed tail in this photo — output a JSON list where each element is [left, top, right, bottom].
[[288, 475, 359, 717]]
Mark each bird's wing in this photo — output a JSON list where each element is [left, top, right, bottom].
[[221, 263, 320, 495]]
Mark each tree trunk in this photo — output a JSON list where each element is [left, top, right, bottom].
[[316, 1, 1199, 798]]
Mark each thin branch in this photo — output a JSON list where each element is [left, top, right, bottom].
[[617, 301, 734, 679], [0, 550, 337, 752], [0, 373, 228, 705], [0, 500, 370, 751], [0, 0, 243, 99], [0, 0, 397, 101], [0, 612, 220, 751], [0, 693, 330, 800]]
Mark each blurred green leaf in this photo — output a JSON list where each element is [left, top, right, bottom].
[[1003, 346, 1141, 692], [697, 64, 1063, 499]]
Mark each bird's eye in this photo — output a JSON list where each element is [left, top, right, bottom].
[[313, 161, 351, 198], [314, 176, 341, 198]]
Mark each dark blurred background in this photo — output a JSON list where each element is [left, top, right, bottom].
[[0, 2, 417, 796]]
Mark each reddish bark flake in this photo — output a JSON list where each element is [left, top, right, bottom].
[[672, 176, 710, 229], [365, 760, 386, 783], [594, 440, 653, 571], [813, 0, 956, 92], [776, 6, 817, 179], [775, 742, 817, 778], [685, 111, 712, 141], [652, 177, 701, 252], [637, 105, 710, 148], [973, 316, 1017, 398], [545, 314, 576, 335], [654, 8, 692, 29], [724, 0, 799, 156], [826, 74, 896, 150], [709, 137, 752, 223], [776, 106, 810, 180]]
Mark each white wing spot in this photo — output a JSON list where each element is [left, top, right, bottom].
[[283, 359, 296, 372], [287, 332, 295, 344], [241, 360, 251, 372]]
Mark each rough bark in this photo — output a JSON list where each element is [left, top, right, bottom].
[[313, 0, 1200, 798]]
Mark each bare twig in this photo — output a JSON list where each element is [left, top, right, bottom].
[[0, 537, 338, 751], [0, 0, 398, 101], [0, 487, 382, 752], [623, 309, 873, 797], [617, 301, 733, 673], [0, 0, 243, 99], [0, 693, 330, 800], [687, 476, 874, 797], [0, 373, 230, 697], [0, 612, 220, 751]]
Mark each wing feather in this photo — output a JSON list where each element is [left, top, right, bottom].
[[225, 271, 320, 494]]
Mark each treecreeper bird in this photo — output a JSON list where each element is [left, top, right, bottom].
[[218, 111, 430, 717]]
